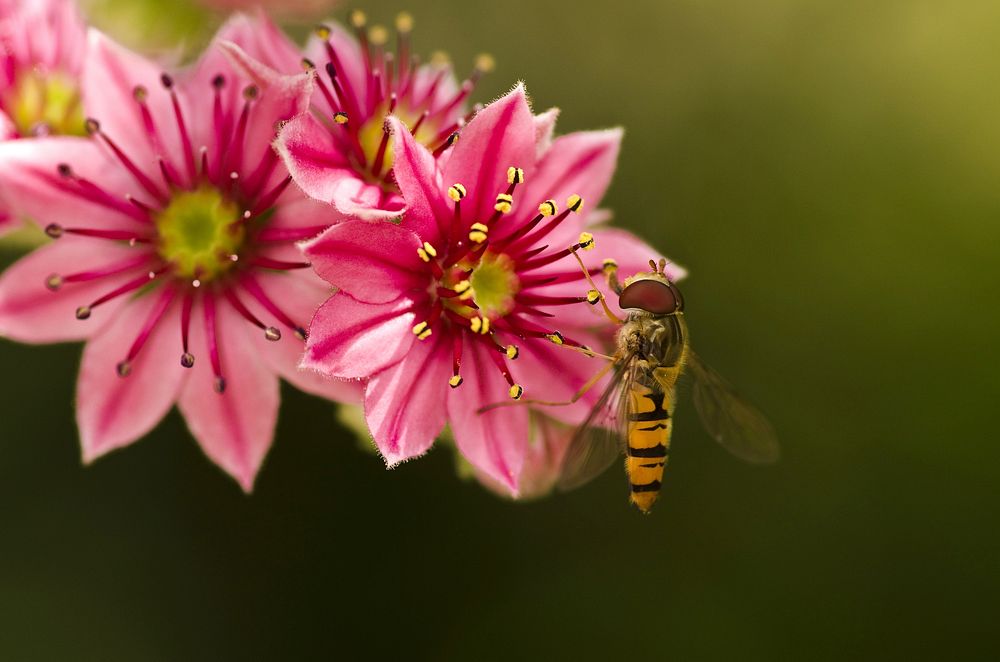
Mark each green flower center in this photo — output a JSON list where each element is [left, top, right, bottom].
[[469, 252, 520, 318], [4, 71, 85, 137], [154, 187, 244, 281]]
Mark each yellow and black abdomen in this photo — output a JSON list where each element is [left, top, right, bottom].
[[625, 382, 674, 513]]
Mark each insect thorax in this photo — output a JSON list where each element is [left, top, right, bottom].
[[618, 312, 688, 376]]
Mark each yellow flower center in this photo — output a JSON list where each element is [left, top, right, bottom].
[[4, 71, 85, 137], [154, 187, 244, 281], [356, 99, 441, 180], [468, 252, 520, 318]]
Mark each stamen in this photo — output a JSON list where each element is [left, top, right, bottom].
[[411, 320, 432, 340], [203, 292, 226, 393], [432, 131, 459, 157], [223, 288, 282, 342], [494, 193, 513, 214], [117, 287, 176, 378], [77, 268, 165, 320], [180, 291, 195, 367], [45, 224, 151, 243], [44, 254, 150, 290], [162, 73, 196, 182], [539, 200, 558, 216], [250, 256, 310, 271], [241, 276, 306, 340], [507, 167, 525, 184], [450, 332, 464, 387], [468, 222, 489, 244], [51, 163, 149, 223], [447, 183, 467, 201], [249, 175, 293, 217], [87, 118, 168, 205]]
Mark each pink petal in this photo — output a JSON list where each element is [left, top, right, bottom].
[[240, 270, 362, 404], [329, 178, 405, 220], [77, 291, 187, 462], [212, 11, 301, 74], [365, 331, 451, 466], [267, 194, 348, 236], [0, 236, 152, 343], [533, 107, 560, 158], [302, 293, 418, 380], [447, 340, 529, 494], [82, 29, 184, 176], [518, 128, 623, 217], [388, 116, 447, 246], [301, 220, 428, 304], [443, 83, 537, 224], [474, 413, 576, 500], [274, 114, 357, 202], [0, 110, 15, 140], [0, 138, 143, 231], [177, 297, 280, 492]]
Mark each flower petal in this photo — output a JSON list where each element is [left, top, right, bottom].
[[178, 297, 280, 492], [519, 128, 623, 218], [447, 340, 529, 494], [0, 137, 143, 231], [365, 330, 451, 466], [212, 11, 301, 74], [302, 220, 428, 303], [77, 291, 187, 462], [388, 116, 447, 245], [301, 25, 367, 118], [241, 270, 362, 404], [302, 292, 418, 380], [0, 236, 153, 343], [473, 413, 575, 500], [82, 29, 183, 175], [533, 107, 560, 158], [443, 83, 537, 223]]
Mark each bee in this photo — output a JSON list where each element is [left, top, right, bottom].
[[558, 253, 780, 512], [486, 250, 780, 513]]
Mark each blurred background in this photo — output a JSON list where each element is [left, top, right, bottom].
[[2, 0, 998, 659]]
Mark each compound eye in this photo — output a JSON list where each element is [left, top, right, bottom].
[[619, 279, 681, 314]]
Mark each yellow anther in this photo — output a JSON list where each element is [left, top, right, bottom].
[[586, 289, 602, 305], [538, 200, 557, 216], [468, 222, 489, 244], [422, 242, 438, 258], [453, 280, 474, 300], [480, 316, 491, 334], [396, 12, 414, 33], [566, 194, 584, 213], [546, 331, 565, 345], [301, 58, 316, 71], [417, 247, 430, 262], [350, 10, 367, 28], [412, 321, 430, 338], [509, 384, 524, 400], [430, 51, 451, 66], [368, 25, 389, 46], [469, 317, 482, 333], [494, 193, 513, 214], [447, 183, 467, 201], [506, 345, 519, 360], [417, 328, 433, 340], [506, 167, 524, 184], [602, 258, 618, 271], [315, 24, 332, 40], [476, 53, 496, 73], [334, 112, 349, 125], [578, 232, 595, 250], [449, 375, 464, 388]]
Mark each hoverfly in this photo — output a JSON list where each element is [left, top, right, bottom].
[[486, 251, 780, 513]]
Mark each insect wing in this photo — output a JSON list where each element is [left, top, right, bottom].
[[687, 352, 780, 464], [557, 356, 634, 491]]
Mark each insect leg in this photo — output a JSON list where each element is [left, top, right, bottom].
[[569, 245, 625, 325], [477, 359, 616, 414]]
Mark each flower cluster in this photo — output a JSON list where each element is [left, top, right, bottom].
[[0, 2, 682, 496]]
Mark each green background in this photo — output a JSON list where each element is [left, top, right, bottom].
[[2, 0, 998, 659]]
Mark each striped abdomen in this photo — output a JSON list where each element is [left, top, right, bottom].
[[626, 381, 674, 513]]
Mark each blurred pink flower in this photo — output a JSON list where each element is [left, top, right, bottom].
[[0, 17, 359, 490], [301, 84, 683, 493], [269, 11, 493, 220], [0, 0, 88, 229], [196, 0, 337, 20]]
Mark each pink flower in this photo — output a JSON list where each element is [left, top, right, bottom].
[[196, 0, 338, 20], [301, 84, 684, 493], [0, 17, 359, 491], [271, 11, 493, 220], [0, 0, 88, 229]]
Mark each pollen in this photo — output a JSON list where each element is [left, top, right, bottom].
[[417, 242, 438, 262], [539, 200, 558, 216], [449, 375, 464, 388], [602, 258, 618, 271], [412, 321, 432, 340], [315, 24, 332, 39], [468, 223, 489, 244], [578, 232, 595, 250], [509, 384, 524, 400], [586, 289, 602, 305], [350, 10, 367, 28], [448, 183, 467, 201], [334, 111, 349, 125], [507, 167, 524, 184], [494, 193, 513, 214], [546, 331, 565, 345], [469, 316, 491, 334], [453, 280, 474, 300], [395, 11, 414, 32], [566, 194, 584, 213], [368, 25, 389, 47], [506, 345, 520, 360]]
